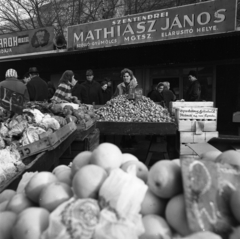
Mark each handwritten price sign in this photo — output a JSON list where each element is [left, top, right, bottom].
[[0, 86, 24, 114]]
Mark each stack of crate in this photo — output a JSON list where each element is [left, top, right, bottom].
[[170, 102, 219, 156]]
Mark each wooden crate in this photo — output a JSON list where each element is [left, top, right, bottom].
[[84, 128, 100, 151], [18, 121, 77, 159], [176, 107, 218, 132], [179, 131, 219, 156], [169, 101, 214, 116]]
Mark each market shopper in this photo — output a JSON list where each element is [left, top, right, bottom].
[[52, 70, 77, 102], [0, 69, 30, 102], [27, 67, 49, 101], [185, 70, 201, 101], [73, 69, 103, 105], [162, 81, 176, 110], [112, 68, 138, 97], [101, 80, 111, 104], [47, 81, 56, 100], [149, 82, 165, 107]]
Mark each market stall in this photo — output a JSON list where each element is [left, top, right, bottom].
[[94, 95, 177, 164], [0, 101, 98, 193]]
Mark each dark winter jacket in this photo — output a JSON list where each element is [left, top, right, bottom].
[[27, 76, 49, 101], [185, 80, 201, 101], [102, 89, 112, 104], [73, 80, 103, 105], [162, 89, 176, 109], [149, 89, 165, 106], [0, 77, 30, 102]]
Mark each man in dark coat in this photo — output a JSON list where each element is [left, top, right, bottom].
[[0, 69, 29, 102], [27, 67, 49, 101], [185, 70, 201, 101], [73, 69, 103, 105]]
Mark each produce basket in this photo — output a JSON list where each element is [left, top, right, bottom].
[[18, 121, 77, 160]]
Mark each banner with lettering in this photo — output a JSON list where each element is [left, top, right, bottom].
[[67, 0, 237, 51], [0, 26, 54, 57]]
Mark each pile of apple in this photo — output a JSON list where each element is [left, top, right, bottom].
[[0, 143, 240, 239]]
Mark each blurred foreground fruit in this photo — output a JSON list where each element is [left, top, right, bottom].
[[230, 186, 240, 223], [12, 207, 49, 239], [0, 189, 16, 203], [72, 164, 108, 199], [25, 172, 58, 203], [200, 150, 221, 161], [184, 231, 222, 239], [121, 153, 139, 164], [216, 150, 240, 166], [165, 194, 192, 236], [54, 167, 72, 186], [52, 165, 70, 175], [71, 151, 92, 177], [39, 182, 73, 212], [139, 214, 172, 239], [6, 193, 35, 214], [0, 211, 17, 239], [90, 143, 123, 170], [147, 160, 182, 198], [121, 160, 148, 183], [140, 188, 167, 216]]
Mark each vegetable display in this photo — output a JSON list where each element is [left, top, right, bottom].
[[95, 95, 174, 122]]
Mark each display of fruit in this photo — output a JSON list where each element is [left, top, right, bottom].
[[95, 94, 175, 122], [1, 143, 240, 239]]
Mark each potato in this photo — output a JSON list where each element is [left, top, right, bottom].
[[12, 207, 49, 239]]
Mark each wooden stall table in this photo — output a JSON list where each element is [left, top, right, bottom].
[[96, 121, 177, 166]]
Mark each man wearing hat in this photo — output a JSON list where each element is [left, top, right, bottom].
[[27, 67, 48, 101], [72, 69, 103, 105], [185, 70, 201, 101], [0, 69, 29, 102]]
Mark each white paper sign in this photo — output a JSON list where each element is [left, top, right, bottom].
[[178, 107, 217, 120]]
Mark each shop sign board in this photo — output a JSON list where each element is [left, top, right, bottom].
[[0, 26, 54, 58], [0, 87, 24, 114], [67, 0, 237, 51]]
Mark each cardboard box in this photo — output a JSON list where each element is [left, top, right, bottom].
[[176, 107, 218, 132], [169, 101, 214, 116], [179, 131, 219, 156]]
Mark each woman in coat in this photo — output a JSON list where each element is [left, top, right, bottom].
[[52, 70, 77, 102], [112, 68, 138, 98]]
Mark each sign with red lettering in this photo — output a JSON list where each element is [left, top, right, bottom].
[[0, 87, 24, 114], [67, 0, 237, 51], [0, 26, 54, 58]]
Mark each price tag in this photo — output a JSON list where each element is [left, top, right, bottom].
[[0, 86, 24, 114]]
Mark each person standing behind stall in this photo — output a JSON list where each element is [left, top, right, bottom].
[[162, 81, 176, 110], [101, 80, 111, 104], [74, 69, 103, 105], [112, 68, 138, 97], [0, 69, 29, 102], [185, 70, 201, 101], [149, 82, 165, 107], [27, 67, 49, 101], [52, 70, 77, 102]]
